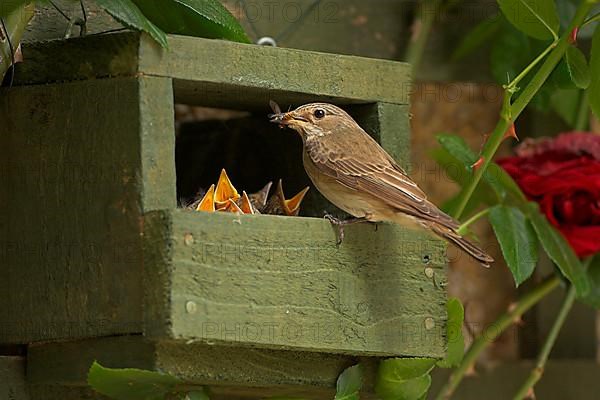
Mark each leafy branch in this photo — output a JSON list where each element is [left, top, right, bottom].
[[430, 0, 598, 399], [452, 0, 595, 220]]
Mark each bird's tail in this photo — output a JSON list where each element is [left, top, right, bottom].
[[429, 223, 494, 268]]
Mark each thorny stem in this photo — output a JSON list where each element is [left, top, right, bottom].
[[438, 2, 595, 399], [451, 0, 594, 220], [511, 285, 576, 399], [433, 276, 561, 400], [512, 258, 593, 400]]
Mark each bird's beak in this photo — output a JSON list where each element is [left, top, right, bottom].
[[269, 110, 308, 128]]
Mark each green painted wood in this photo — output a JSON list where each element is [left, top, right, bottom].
[[0, 357, 30, 400], [139, 35, 411, 108], [144, 209, 446, 357], [26, 336, 378, 398], [27, 386, 109, 400], [14, 32, 411, 110], [139, 77, 177, 211], [2, 33, 435, 359], [0, 77, 158, 343], [15, 32, 140, 84], [24, 1, 119, 43]]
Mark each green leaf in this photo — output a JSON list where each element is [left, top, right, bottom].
[[437, 298, 465, 368], [496, 0, 560, 40], [550, 88, 582, 127], [485, 162, 528, 203], [334, 364, 363, 400], [382, 374, 432, 400], [375, 358, 436, 400], [565, 45, 591, 89], [0, 0, 29, 18], [451, 16, 502, 61], [526, 203, 590, 296], [490, 25, 531, 84], [87, 361, 182, 400], [131, 0, 251, 43], [186, 389, 210, 400], [589, 24, 600, 119], [489, 205, 539, 286], [579, 255, 600, 309], [550, 59, 578, 90], [436, 134, 477, 166], [95, 0, 168, 48], [0, 2, 34, 82]]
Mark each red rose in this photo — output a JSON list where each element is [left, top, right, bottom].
[[497, 132, 600, 258]]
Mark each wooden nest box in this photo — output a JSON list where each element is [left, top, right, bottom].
[[0, 32, 447, 399]]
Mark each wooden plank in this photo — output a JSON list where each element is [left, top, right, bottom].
[[15, 32, 410, 109], [0, 357, 30, 400], [27, 386, 109, 400], [26, 336, 377, 397], [430, 360, 600, 400], [0, 78, 147, 343], [15, 32, 140, 84], [139, 77, 177, 211], [144, 209, 447, 357], [140, 35, 410, 108], [24, 1, 120, 42]]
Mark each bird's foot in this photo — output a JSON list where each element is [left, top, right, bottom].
[[323, 213, 368, 245]]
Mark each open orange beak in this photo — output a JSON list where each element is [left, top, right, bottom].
[[214, 169, 240, 209], [196, 184, 216, 212], [282, 184, 309, 216]]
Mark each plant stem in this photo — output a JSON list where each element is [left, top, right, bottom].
[[512, 256, 593, 399], [507, 41, 557, 92], [451, 119, 510, 219], [512, 284, 576, 400], [582, 11, 600, 28], [457, 208, 491, 235], [451, 0, 594, 220], [405, 0, 442, 74], [510, 3, 593, 118], [574, 90, 590, 131], [433, 276, 560, 400]]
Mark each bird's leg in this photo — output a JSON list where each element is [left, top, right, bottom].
[[323, 213, 368, 245]]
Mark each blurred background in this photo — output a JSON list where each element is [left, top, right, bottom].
[[16, 0, 600, 397]]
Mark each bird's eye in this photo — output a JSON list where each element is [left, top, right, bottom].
[[313, 109, 325, 119]]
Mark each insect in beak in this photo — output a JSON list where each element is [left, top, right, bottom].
[[268, 101, 309, 128], [268, 100, 285, 125]]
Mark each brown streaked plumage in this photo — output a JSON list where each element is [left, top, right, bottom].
[[269, 102, 493, 267]]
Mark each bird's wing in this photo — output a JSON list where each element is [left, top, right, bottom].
[[306, 137, 460, 231]]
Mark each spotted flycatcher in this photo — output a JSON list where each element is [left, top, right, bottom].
[[270, 102, 493, 267]]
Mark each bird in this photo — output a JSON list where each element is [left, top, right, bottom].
[[269, 101, 494, 267]]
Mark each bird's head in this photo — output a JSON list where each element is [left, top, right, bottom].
[[269, 102, 358, 140]]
